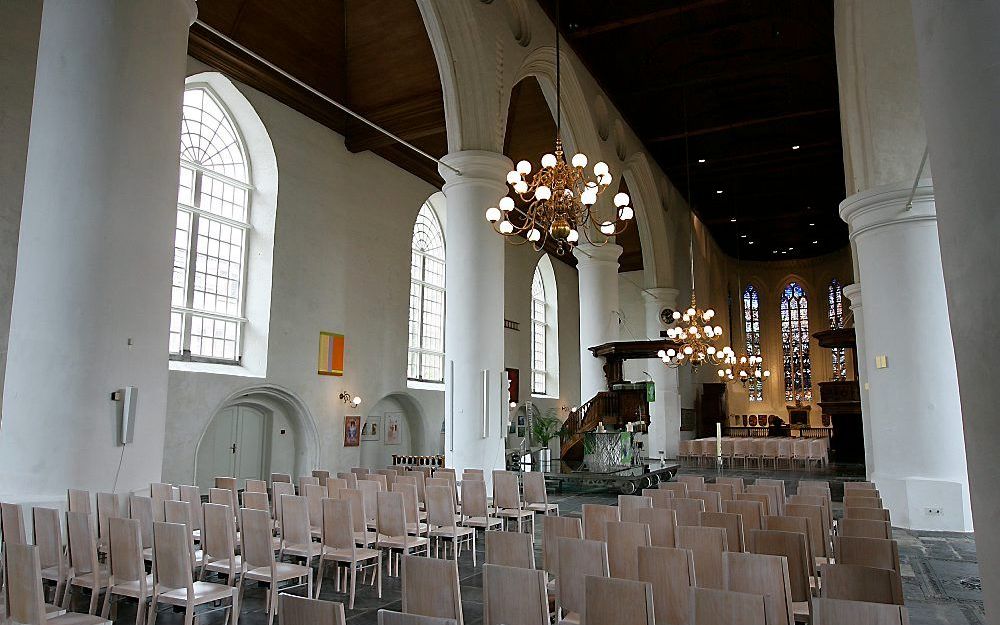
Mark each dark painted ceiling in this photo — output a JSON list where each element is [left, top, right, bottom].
[[538, 0, 848, 260]]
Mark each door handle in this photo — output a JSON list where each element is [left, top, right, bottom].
[[231, 443, 237, 454]]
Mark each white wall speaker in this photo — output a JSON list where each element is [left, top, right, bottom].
[[118, 385, 138, 446]]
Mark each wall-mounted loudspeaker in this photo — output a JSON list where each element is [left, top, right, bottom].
[[117, 386, 138, 446]]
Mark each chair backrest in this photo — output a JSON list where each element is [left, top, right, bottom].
[[582, 504, 620, 541], [163, 500, 198, 562], [799, 479, 830, 490], [689, 490, 723, 513], [357, 480, 381, 526], [299, 475, 320, 494], [244, 490, 270, 512], [749, 529, 811, 602], [378, 611, 457, 625], [403, 471, 425, 503], [5, 542, 48, 625], [241, 507, 276, 569], [462, 469, 484, 482], [377, 490, 407, 538], [736, 492, 774, 517], [367, 473, 390, 491], [785, 503, 829, 559], [677, 476, 706, 491], [618, 495, 653, 521], [341, 489, 368, 536], [671, 498, 706, 527], [67, 488, 92, 515], [700, 512, 745, 552], [764, 515, 815, 574], [715, 477, 744, 495], [32, 507, 63, 574], [351, 467, 371, 477], [844, 495, 883, 509], [843, 481, 877, 493], [485, 530, 535, 569], [584, 575, 655, 625], [641, 488, 675, 509], [402, 555, 464, 625], [271, 472, 292, 484], [96, 492, 123, 543], [152, 521, 193, 592], [202, 502, 236, 563], [1, 502, 26, 546], [812, 597, 909, 625], [108, 517, 145, 585], [281, 494, 313, 550], [178, 485, 203, 531], [312, 469, 332, 485], [542, 515, 583, 576], [376, 469, 398, 488], [278, 593, 347, 625], [392, 483, 422, 528], [305, 483, 326, 529], [744, 485, 778, 516], [128, 495, 155, 550], [151, 482, 176, 522], [755, 479, 786, 503], [522, 472, 548, 506], [690, 587, 767, 625], [637, 545, 695, 625], [819, 563, 905, 605], [834, 536, 900, 574], [482, 564, 548, 625], [245, 479, 267, 493], [555, 537, 609, 617], [706, 483, 736, 502], [724, 552, 793, 625], [839, 519, 892, 540], [66, 509, 98, 576], [845, 507, 891, 522], [272, 481, 296, 524], [426, 485, 457, 529], [722, 499, 765, 540], [215, 476, 239, 501], [458, 479, 488, 518], [659, 482, 689, 498], [322, 498, 356, 552], [492, 471, 521, 511], [633, 507, 677, 548], [327, 478, 349, 499], [675, 525, 728, 589], [338, 472, 360, 489], [606, 521, 651, 580], [209, 487, 237, 514]]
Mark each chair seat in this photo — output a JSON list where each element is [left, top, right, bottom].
[[406, 521, 430, 535], [245, 562, 312, 584], [526, 503, 559, 513], [68, 566, 110, 589], [205, 555, 244, 575], [157, 581, 235, 606], [109, 574, 155, 598], [45, 603, 67, 618], [462, 515, 503, 529], [429, 525, 475, 539], [48, 613, 111, 625], [377, 534, 430, 550], [41, 565, 63, 581], [281, 542, 317, 559], [496, 508, 534, 519], [320, 547, 381, 563], [792, 600, 811, 622]]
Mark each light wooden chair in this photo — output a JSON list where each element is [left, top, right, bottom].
[[312, 470, 332, 486], [33, 507, 67, 606], [244, 479, 267, 494], [706, 483, 736, 502], [271, 482, 296, 531], [243, 491, 270, 513], [209, 488, 240, 538], [240, 508, 311, 625], [95, 493, 122, 556], [690, 587, 767, 625], [304, 484, 326, 539], [715, 477, 745, 495], [317, 498, 381, 608], [844, 496, 884, 510], [150, 483, 176, 523], [462, 469, 484, 482], [327, 478, 349, 499], [689, 490, 723, 514], [298, 475, 320, 495], [523, 472, 558, 515], [542, 516, 583, 581], [719, 439, 736, 468], [819, 563, 904, 605], [606, 521, 651, 580], [101, 517, 152, 624], [658, 482, 688, 499], [670, 498, 706, 527], [163, 500, 204, 575], [391, 483, 429, 536], [737, 492, 775, 517], [6, 543, 109, 625], [367, 474, 390, 492], [845, 507, 892, 523], [199, 503, 242, 586], [675, 526, 727, 590], [843, 481, 877, 493], [811, 597, 909, 625], [641, 488, 675, 509], [722, 500, 765, 542], [214, 478, 239, 507], [746, 485, 780, 516], [724, 552, 793, 625], [678, 476, 706, 491], [67, 490, 92, 515], [278, 593, 346, 625], [637, 545, 695, 625], [375, 469, 398, 489], [63, 510, 108, 615], [377, 491, 429, 576], [426, 485, 475, 563], [749, 529, 811, 621], [401, 471, 426, 508], [128, 495, 155, 564], [483, 564, 549, 625], [839, 519, 892, 540], [764, 515, 816, 577], [584, 575, 655, 625], [148, 521, 238, 625], [337, 473, 360, 489], [618, 495, 653, 522], [633, 508, 677, 548], [492, 471, 534, 535], [378, 610, 456, 625], [554, 538, 608, 623], [341, 489, 374, 548], [401, 555, 464, 625], [834, 536, 900, 575], [270, 473, 292, 484], [761, 440, 780, 469], [731, 439, 751, 468], [786, 503, 831, 561], [457, 479, 500, 532], [755, 479, 787, 510], [177, 486, 203, 544], [700, 512, 744, 552], [582, 504, 620, 541], [278, 495, 320, 568], [350, 468, 371, 478], [485, 530, 535, 569], [788, 494, 834, 536], [357, 480, 382, 530]]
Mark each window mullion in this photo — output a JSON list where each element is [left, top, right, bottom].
[[182, 172, 203, 355]]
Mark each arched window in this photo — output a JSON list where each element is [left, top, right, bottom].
[[170, 86, 252, 363], [407, 203, 446, 382], [828, 278, 847, 381], [742, 285, 764, 402], [531, 267, 547, 394], [780, 282, 812, 403]]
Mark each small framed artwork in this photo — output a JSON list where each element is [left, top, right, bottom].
[[362, 415, 381, 442], [385, 412, 402, 445], [318, 332, 344, 376], [344, 415, 361, 447]]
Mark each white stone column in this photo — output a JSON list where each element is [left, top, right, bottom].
[[910, 1, 1000, 617], [841, 283, 874, 473], [439, 151, 512, 484], [642, 287, 681, 460], [0, 0, 195, 503], [574, 243, 622, 402], [840, 184, 971, 531]]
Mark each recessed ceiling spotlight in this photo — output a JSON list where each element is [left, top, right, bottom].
[[788, 247, 794, 251], [772, 250, 778, 254], [812, 240, 819, 244], [809, 223, 815, 226], [698, 159, 706, 163], [740, 234, 747, 238], [781, 251, 787, 254], [748, 241, 754, 245], [716, 190, 724, 194], [792, 145, 800, 150], [730, 217, 737, 222]]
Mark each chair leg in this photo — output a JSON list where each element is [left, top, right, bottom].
[[471, 532, 477, 567], [147, 594, 159, 625], [316, 557, 326, 598], [183, 603, 195, 625], [101, 588, 112, 619], [349, 563, 357, 610], [88, 585, 99, 615]]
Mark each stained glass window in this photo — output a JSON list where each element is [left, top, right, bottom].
[[742, 285, 764, 402], [828, 278, 847, 381], [171, 87, 251, 362], [408, 203, 446, 382], [531, 267, 547, 394], [781, 282, 812, 402]]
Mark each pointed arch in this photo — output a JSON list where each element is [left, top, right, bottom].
[[780, 281, 812, 402], [828, 278, 847, 380], [531, 254, 559, 396], [742, 284, 764, 402], [408, 201, 446, 383]]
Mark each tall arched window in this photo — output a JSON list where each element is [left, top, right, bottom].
[[170, 86, 252, 363], [742, 285, 764, 402], [828, 278, 847, 381], [531, 267, 547, 394], [781, 282, 812, 402], [407, 203, 446, 382]]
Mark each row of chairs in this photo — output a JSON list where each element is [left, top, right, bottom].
[[679, 438, 829, 469]]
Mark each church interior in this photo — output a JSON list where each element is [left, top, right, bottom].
[[0, 1, 996, 624]]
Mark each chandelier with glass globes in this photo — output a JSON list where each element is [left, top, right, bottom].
[[718, 352, 771, 384], [657, 294, 734, 370]]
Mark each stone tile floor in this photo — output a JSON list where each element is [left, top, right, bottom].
[[74, 465, 983, 625]]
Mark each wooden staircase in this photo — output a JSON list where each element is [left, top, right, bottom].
[[560, 388, 650, 462]]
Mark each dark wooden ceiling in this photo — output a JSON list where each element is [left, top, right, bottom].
[[538, 0, 848, 260], [189, 0, 447, 187]]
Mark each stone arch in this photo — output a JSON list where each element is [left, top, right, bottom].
[[620, 152, 675, 289], [359, 392, 433, 468]]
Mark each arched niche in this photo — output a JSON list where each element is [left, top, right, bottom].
[[359, 392, 431, 469]]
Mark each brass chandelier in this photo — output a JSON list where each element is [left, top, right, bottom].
[[658, 292, 733, 370], [485, 2, 632, 254]]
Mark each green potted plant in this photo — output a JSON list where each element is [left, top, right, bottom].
[[530, 408, 562, 470]]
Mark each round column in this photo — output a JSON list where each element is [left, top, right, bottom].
[[573, 243, 623, 402], [841, 283, 875, 474], [642, 287, 682, 460], [439, 151, 512, 484], [840, 182, 971, 531], [0, 0, 196, 503]]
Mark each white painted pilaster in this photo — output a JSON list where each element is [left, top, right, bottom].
[[642, 287, 681, 460], [574, 243, 622, 402]]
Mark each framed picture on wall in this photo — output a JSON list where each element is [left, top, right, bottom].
[[362, 416, 381, 442], [385, 412, 402, 445], [344, 415, 361, 447], [318, 332, 345, 376]]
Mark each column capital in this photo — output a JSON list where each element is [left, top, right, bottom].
[[573, 243, 623, 268], [641, 287, 680, 309], [179, 0, 198, 25], [842, 282, 862, 309], [840, 180, 936, 240], [439, 150, 512, 194]]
